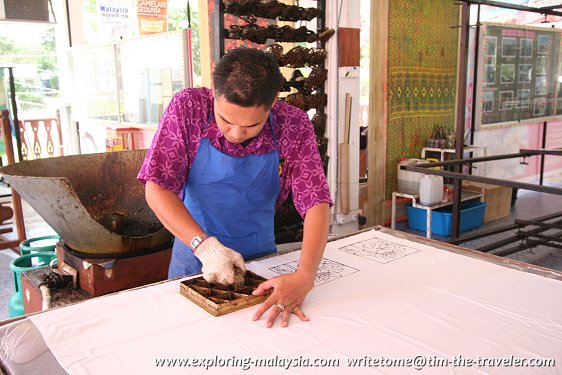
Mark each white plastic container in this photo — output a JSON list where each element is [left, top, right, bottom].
[[419, 174, 444, 206], [397, 159, 424, 195]]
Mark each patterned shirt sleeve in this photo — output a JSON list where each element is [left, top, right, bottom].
[[137, 88, 210, 196], [276, 103, 333, 217], [139, 89, 332, 215]]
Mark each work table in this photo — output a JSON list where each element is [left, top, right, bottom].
[[1, 227, 561, 374]]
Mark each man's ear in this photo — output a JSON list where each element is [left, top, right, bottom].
[[270, 93, 280, 108]]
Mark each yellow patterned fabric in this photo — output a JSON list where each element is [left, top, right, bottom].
[[386, 0, 460, 198]]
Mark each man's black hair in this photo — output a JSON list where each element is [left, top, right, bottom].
[[212, 48, 283, 108]]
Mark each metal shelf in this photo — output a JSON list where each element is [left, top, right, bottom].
[[391, 189, 484, 239]]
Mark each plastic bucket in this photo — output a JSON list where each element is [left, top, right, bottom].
[[397, 159, 424, 195], [419, 175, 444, 206], [19, 235, 60, 256], [8, 251, 57, 318]]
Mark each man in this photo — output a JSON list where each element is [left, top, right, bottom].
[[138, 48, 332, 328]]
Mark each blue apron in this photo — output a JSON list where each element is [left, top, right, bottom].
[[168, 113, 280, 278]]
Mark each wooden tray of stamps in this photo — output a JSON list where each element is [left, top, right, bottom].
[[179, 270, 271, 316]]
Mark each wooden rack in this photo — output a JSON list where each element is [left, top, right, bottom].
[[208, 0, 330, 244]]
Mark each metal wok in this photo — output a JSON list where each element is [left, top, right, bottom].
[[0, 150, 172, 256]]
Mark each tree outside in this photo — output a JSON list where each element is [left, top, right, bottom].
[[167, 1, 202, 85], [0, 23, 59, 117], [0, 0, 201, 118]]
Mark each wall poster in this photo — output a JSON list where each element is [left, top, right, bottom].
[[475, 23, 562, 128]]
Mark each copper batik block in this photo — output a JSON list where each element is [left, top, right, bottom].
[[180, 271, 271, 316]]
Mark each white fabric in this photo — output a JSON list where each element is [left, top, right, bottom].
[[29, 230, 562, 374]]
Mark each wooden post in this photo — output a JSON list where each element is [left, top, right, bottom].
[[338, 143, 350, 214], [367, 0, 389, 226], [1, 109, 26, 251]]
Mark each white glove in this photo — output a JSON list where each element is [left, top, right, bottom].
[[194, 236, 247, 286]]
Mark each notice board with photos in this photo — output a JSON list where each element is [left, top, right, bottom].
[[475, 23, 562, 128]]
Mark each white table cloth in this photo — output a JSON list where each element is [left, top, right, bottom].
[[28, 230, 562, 374]]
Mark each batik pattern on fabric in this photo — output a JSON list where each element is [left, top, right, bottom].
[[386, 0, 459, 198]]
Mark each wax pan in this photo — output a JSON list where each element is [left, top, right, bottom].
[[180, 271, 271, 316]]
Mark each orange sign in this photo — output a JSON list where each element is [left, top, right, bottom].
[[137, 0, 168, 35]]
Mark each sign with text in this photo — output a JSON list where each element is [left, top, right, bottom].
[[96, 0, 134, 40], [137, 0, 168, 35]]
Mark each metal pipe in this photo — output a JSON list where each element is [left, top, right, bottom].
[[518, 211, 562, 222], [451, 211, 562, 245], [7, 68, 23, 162], [539, 122, 548, 185], [460, 0, 562, 17], [448, 222, 523, 244], [479, 233, 525, 252], [493, 231, 562, 256], [486, 220, 562, 254], [526, 239, 562, 251], [520, 148, 562, 156], [523, 232, 562, 244], [65, 0, 72, 47], [219, 0, 225, 58], [470, 5, 481, 148], [187, 0, 191, 28], [514, 219, 561, 230], [406, 151, 530, 168], [491, 243, 533, 256], [403, 165, 562, 195], [452, 1, 471, 240], [540, 5, 562, 10]]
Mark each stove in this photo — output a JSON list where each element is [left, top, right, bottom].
[[0, 151, 176, 315], [21, 242, 172, 314]]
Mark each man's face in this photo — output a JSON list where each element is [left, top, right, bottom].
[[213, 94, 270, 144]]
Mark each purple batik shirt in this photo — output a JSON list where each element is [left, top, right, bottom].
[[137, 87, 332, 217]]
